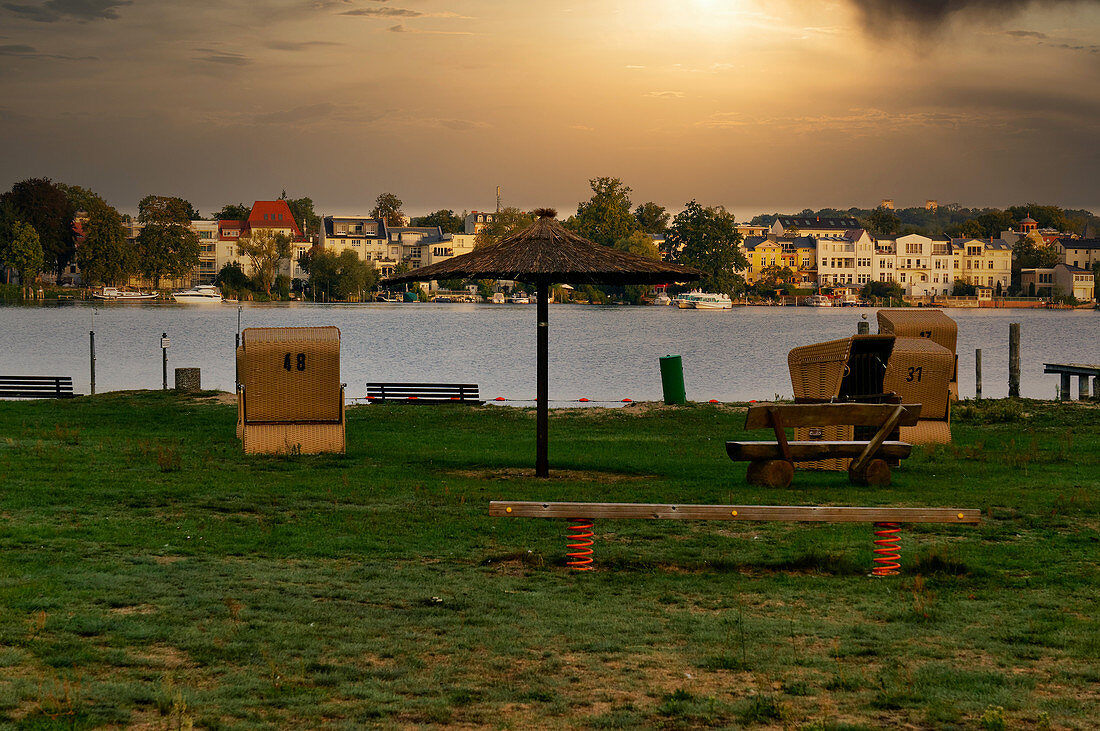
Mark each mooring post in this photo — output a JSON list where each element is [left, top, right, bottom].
[[161, 332, 169, 390], [857, 320, 869, 335], [1008, 323, 1020, 398], [975, 348, 982, 400], [89, 330, 96, 396]]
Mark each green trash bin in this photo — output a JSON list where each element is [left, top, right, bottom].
[[660, 354, 686, 405]]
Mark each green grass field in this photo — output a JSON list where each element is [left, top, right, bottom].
[[0, 392, 1097, 729]]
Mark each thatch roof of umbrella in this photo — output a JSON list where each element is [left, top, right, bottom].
[[383, 209, 703, 286], [382, 209, 703, 478]]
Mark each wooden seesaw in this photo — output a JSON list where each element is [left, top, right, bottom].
[[489, 501, 981, 576]]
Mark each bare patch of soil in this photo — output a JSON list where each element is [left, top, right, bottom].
[[446, 467, 653, 482]]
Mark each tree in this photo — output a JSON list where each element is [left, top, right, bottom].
[[634, 202, 670, 234], [753, 265, 796, 298], [614, 231, 662, 304], [279, 192, 322, 237], [863, 207, 901, 236], [212, 203, 251, 221], [1, 178, 77, 279], [412, 209, 465, 234], [1010, 235, 1061, 292], [138, 195, 199, 224], [6, 221, 44, 295], [861, 280, 904, 303], [136, 222, 200, 288], [474, 207, 535, 247], [76, 201, 135, 286], [952, 279, 977, 296], [307, 249, 378, 301], [371, 193, 405, 227], [237, 228, 292, 295], [569, 177, 639, 247], [215, 262, 251, 299], [666, 201, 746, 295]]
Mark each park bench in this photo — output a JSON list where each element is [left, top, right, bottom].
[[0, 376, 76, 399], [726, 402, 921, 488], [366, 382, 482, 404]]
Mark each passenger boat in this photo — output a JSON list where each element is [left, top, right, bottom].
[[92, 287, 157, 301], [654, 292, 672, 306], [509, 294, 531, 304], [676, 291, 733, 310], [691, 292, 733, 310], [171, 284, 223, 303], [805, 294, 833, 307]]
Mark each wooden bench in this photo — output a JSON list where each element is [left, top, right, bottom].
[[0, 376, 76, 399], [366, 382, 482, 404], [726, 403, 921, 488]]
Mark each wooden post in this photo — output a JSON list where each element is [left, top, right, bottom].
[[536, 280, 549, 478], [161, 332, 168, 391], [975, 348, 981, 400], [89, 330, 96, 396], [857, 320, 869, 335], [1008, 323, 1020, 398]]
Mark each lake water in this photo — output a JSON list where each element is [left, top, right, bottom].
[[0, 302, 1096, 403]]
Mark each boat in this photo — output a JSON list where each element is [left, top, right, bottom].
[[805, 294, 833, 307], [654, 293, 672, 306], [509, 294, 531, 304], [691, 292, 733, 310], [93, 287, 157, 301], [676, 291, 733, 310], [171, 284, 223, 303]]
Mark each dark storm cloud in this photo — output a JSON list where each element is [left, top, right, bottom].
[[341, 7, 420, 17], [194, 49, 251, 66], [264, 40, 342, 51], [2, 0, 131, 23], [843, 0, 1100, 31], [0, 42, 94, 59]]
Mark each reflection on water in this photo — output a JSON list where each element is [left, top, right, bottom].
[[0, 302, 1096, 403]]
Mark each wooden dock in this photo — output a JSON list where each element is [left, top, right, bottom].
[[1043, 363, 1099, 400]]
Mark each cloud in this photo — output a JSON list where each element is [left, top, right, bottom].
[[2, 0, 131, 23], [1003, 29, 1049, 39], [194, 49, 250, 66], [387, 23, 472, 35], [839, 0, 1100, 34], [252, 103, 338, 125], [264, 40, 342, 51], [342, 7, 420, 17], [645, 91, 685, 99], [0, 42, 94, 59]]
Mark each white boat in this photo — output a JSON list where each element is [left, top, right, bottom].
[[93, 287, 157, 301], [172, 285, 223, 303], [509, 294, 531, 304], [654, 293, 672, 306], [676, 291, 732, 310], [691, 292, 733, 310], [805, 294, 833, 307]]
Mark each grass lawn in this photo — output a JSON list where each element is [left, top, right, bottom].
[[0, 392, 1098, 729]]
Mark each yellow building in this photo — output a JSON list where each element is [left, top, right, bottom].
[[950, 238, 1012, 292], [743, 235, 816, 287]]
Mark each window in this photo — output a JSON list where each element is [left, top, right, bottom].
[[900, 273, 906, 282], [988, 261, 994, 269], [906, 243, 922, 254]]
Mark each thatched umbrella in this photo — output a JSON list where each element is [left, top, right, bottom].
[[383, 209, 702, 477]]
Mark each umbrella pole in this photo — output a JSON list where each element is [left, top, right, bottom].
[[536, 279, 549, 477]]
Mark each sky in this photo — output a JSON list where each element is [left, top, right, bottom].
[[1, 0, 1098, 220]]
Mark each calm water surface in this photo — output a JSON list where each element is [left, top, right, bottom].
[[0, 302, 1096, 403]]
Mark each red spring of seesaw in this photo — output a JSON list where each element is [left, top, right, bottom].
[[872, 522, 902, 576], [566, 519, 595, 571]]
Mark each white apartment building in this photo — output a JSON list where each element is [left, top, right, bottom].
[[816, 229, 875, 287], [871, 234, 954, 297], [950, 238, 1012, 293]]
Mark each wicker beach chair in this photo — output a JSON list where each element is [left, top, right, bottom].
[[236, 326, 345, 454]]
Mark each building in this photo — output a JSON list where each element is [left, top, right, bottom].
[[769, 215, 861, 238], [320, 215, 388, 272], [873, 233, 955, 297], [950, 238, 1012, 293], [1020, 264, 1096, 302], [1056, 238, 1100, 270], [816, 229, 875, 288], [192, 220, 219, 284], [464, 211, 496, 235], [742, 235, 816, 288]]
